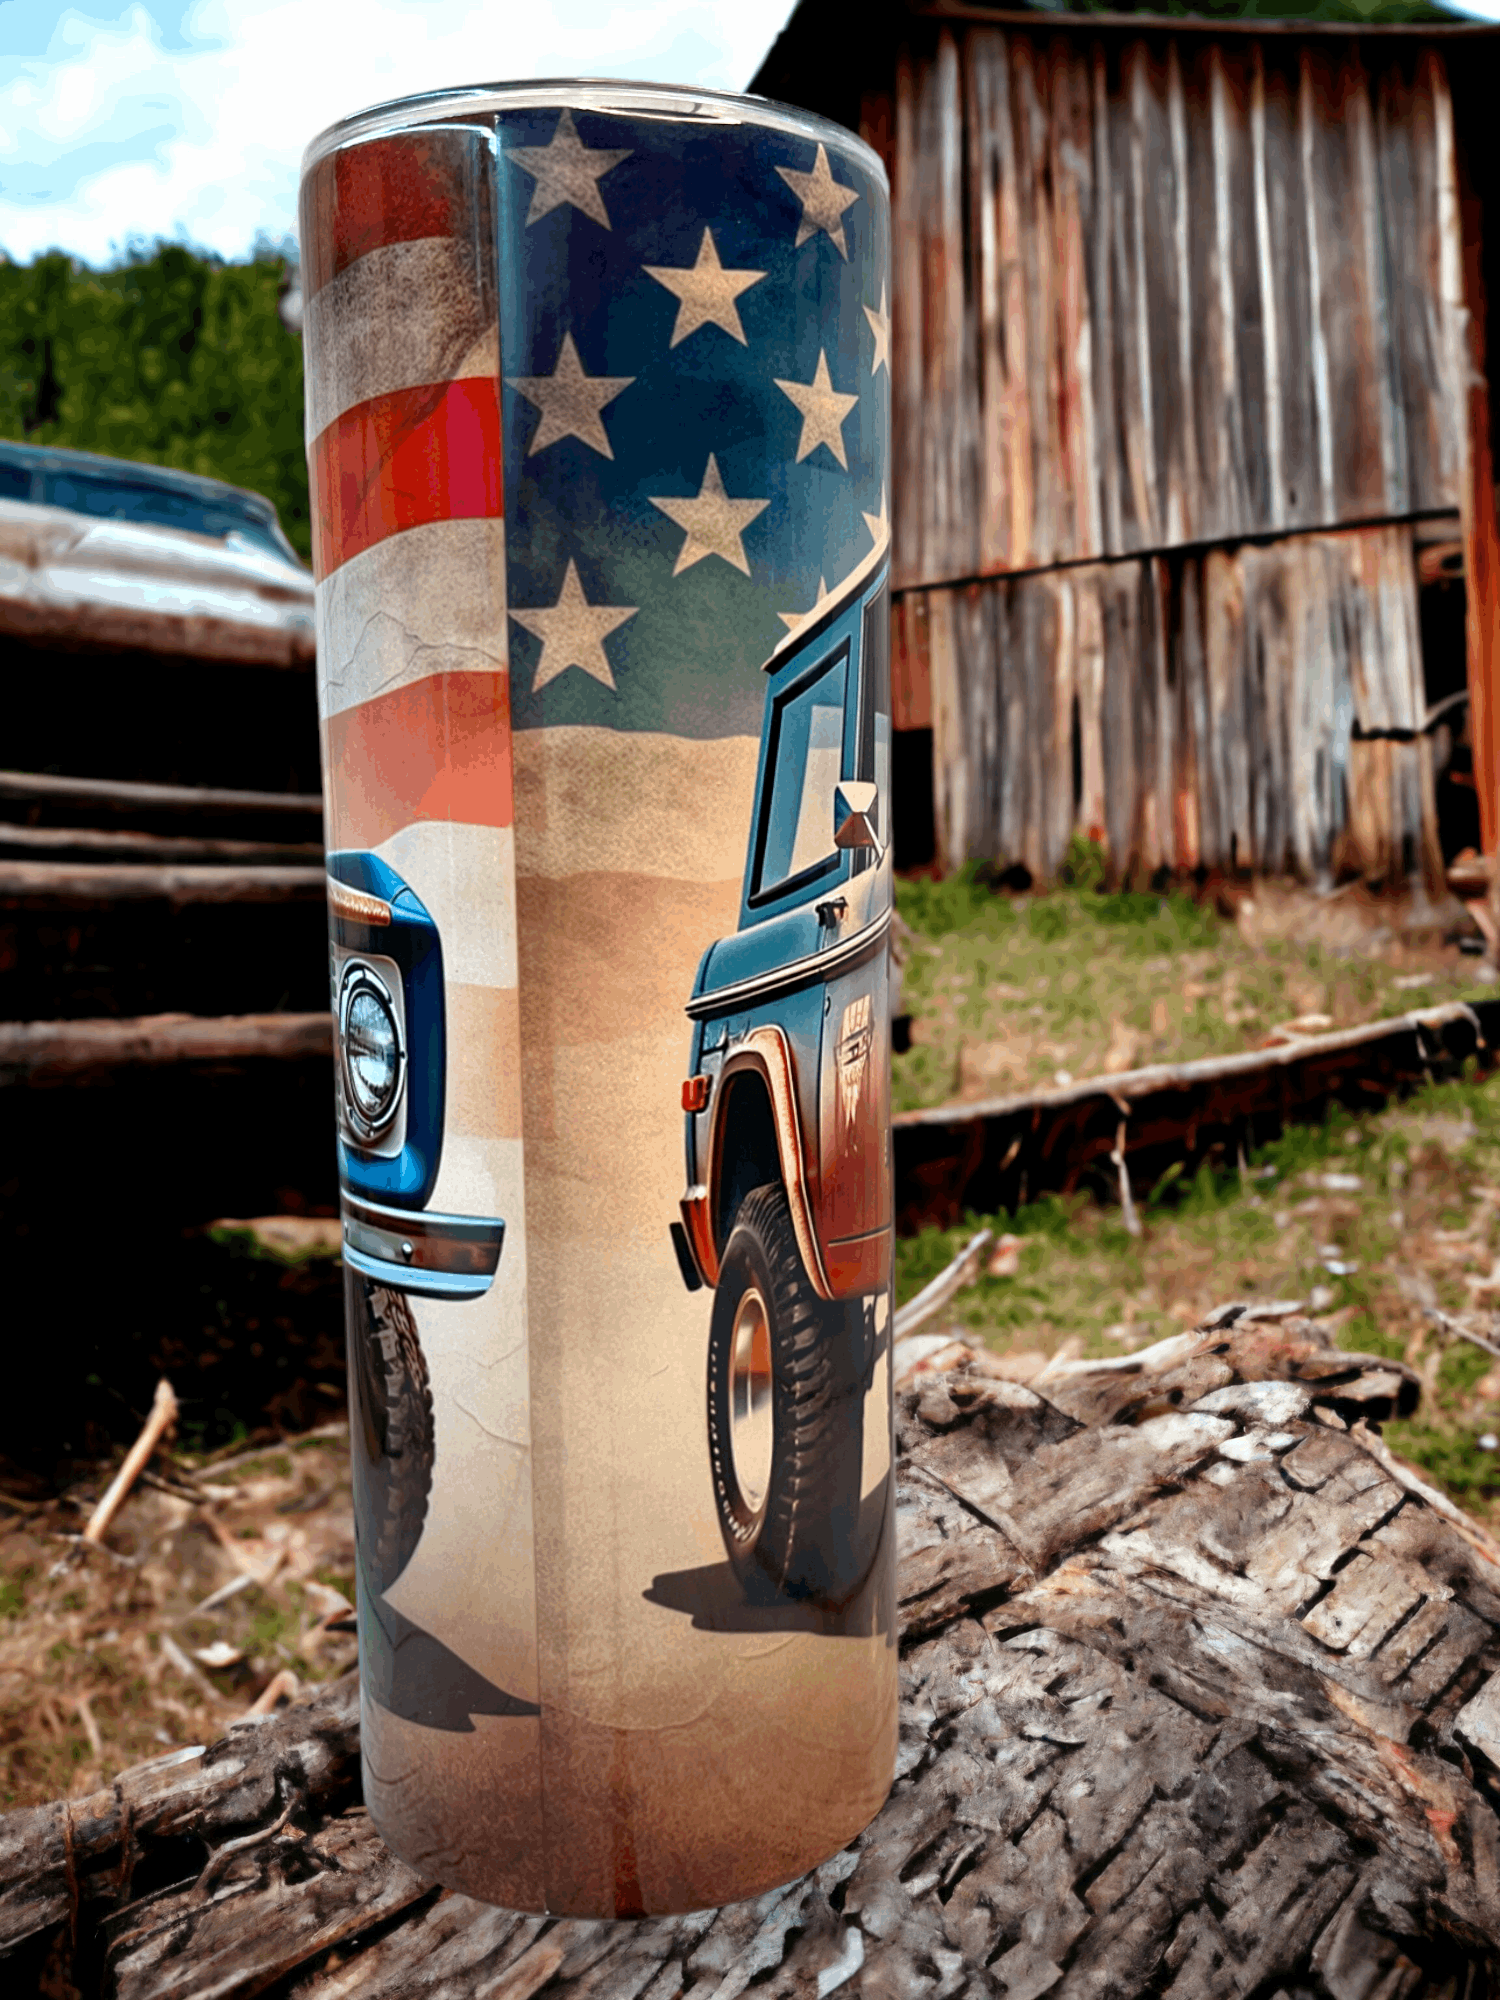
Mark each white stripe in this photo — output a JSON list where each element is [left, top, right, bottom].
[[511, 727, 760, 885], [315, 517, 507, 723], [304, 235, 497, 442], [373, 820, 518, 989]]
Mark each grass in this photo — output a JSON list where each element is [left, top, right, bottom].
[[893, 1064, 1500, 1521], [893, 843, 1497, 1113]]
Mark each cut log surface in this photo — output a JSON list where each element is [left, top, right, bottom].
[[6, 1314, 1500, 1998]]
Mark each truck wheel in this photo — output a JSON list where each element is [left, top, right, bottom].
[[707, 1182, 875, 1606], [345, 1271, 435, 1594]]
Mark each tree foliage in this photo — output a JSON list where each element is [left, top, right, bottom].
[[0, 244, 311, 562]]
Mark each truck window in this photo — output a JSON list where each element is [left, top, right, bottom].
[[751, 644, 849, 903]]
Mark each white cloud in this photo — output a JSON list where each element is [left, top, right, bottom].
[[0, 0, 798, 265]]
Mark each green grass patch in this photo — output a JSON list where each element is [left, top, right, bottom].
[[893, 1063, 1500, 1523], [893, 863, 1497, 1114]]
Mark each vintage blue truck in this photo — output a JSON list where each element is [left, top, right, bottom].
[[672, 546, 894, 1605]]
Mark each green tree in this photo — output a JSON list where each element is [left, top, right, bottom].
[[0, 243, 311, 562]]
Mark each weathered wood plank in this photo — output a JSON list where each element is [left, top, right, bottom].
[[890, 25, 1462, 593], [903, 509, 1437, 884]]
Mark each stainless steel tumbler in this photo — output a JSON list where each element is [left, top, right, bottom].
[[301, 77, 895, 1916]]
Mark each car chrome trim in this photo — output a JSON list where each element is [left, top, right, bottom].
[[718, 1028, 833, 1300], [685, 907, 891, 1021], [339, 1191, 504, 1301], [327, 878, 391, 927]]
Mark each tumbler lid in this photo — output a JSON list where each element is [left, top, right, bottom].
[[300, 76, 887, 191]]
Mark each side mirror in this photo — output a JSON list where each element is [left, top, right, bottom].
[[834, 780, 881, 854]]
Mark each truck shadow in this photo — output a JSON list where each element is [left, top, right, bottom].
[[642, 1489, 894, 1640]]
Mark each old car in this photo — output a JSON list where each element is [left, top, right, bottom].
[[0, 440, 314, 666], [672, 543, 894, 1606]]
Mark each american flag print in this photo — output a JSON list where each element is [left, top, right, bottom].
[[301, 86, 891, 1918]]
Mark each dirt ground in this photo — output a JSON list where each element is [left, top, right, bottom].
[[0, 1427, 357, 1810]]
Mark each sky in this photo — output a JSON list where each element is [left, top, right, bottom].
[[0, 0, 800, 265]]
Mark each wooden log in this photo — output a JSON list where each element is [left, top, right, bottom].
[[6, 1320, 1499, 1997], [0, 823, 324, 865], [0, 1013, 333, 1085], [893, 995, 1496, 1228], [0, 862, 327, 908], [0, 770, 323, 830]]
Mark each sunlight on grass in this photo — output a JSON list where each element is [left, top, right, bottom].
[[893, 845, 1495, 1114], [893, 1067, 1500, 1523]]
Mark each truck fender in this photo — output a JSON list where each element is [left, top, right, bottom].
[[712, 1025, 833, 1301]]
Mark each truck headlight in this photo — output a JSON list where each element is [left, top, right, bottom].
[[338, 960, 406, 1140]]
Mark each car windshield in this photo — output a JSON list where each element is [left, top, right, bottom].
[[44, 466, 295, 564], [753, 645, 848, 901], [0, 446, 299, 566]]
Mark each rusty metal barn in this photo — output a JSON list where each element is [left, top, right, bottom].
[[753, 4, 1500, 891]]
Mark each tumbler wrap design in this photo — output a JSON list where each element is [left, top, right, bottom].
[[302, 84, 894, 1917]]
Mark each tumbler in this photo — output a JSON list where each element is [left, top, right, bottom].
[[300, 78, 895, 1916]]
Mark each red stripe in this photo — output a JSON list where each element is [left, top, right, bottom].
[[311, 376, 503, 580], [299, 129, 486, 300], [322, 671, 514, 850]]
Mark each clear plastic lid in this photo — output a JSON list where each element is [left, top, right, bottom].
[[300, 76, 886, 191]]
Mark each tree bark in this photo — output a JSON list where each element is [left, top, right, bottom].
[[5, 1314, 1499, 1999]]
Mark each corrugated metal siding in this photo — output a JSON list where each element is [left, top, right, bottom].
[[890, 26, 1466, 593], [896, 521, 1441, 885]]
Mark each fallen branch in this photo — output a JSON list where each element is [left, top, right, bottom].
[[892, 1228, 994, 1338], [243, 1671, 300, 1719], [1426, 1304, 1500, 1365], [83, 1379, 178, 1545], [189, 1420, 349, 1478], [157, 1634, 226, 1705]]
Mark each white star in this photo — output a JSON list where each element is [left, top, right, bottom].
[[778, 577, 830, 633], [507, 110, 632, 229], [643, 229, 766, 348], [775, 143, 860, 259], [649, 454, 770, 577], [509, 560, 637, 692], [862, 485, 890, 549], [506, 334, 633, 459], [864, 284, 890, 376], [774, 350, 859, 469]]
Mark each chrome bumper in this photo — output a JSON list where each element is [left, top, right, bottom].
[[340, 1190, 504, 1301]]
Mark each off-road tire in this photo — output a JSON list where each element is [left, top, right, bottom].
[[707, 1181, 874, 1605], [345, 1271, 435, 1593]]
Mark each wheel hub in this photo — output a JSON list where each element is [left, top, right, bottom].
[[727, 1286, 774, 1516]]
